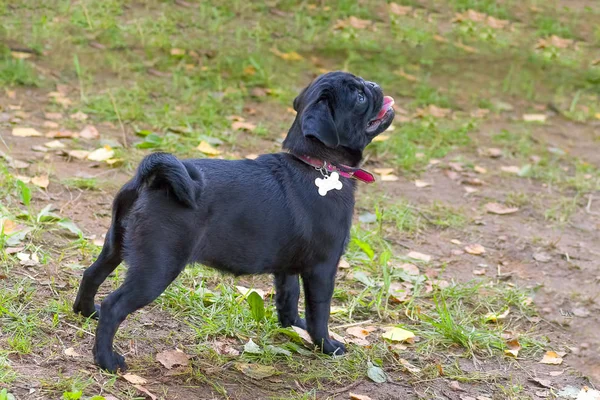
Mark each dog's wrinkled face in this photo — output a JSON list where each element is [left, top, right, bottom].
[[293, 71, 395, 151]]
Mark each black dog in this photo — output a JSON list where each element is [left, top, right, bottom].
[[73, 71, 395, 372]]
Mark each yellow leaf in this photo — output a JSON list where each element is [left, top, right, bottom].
[[539, 351, 563, 365], [12, 127, 42, 137], [1, 219, 19, 234], [270, 48, 304, 61], [11, 51, 32, 59], [382, 327, 415, 343], [485, 308, 510, 323], [31, 175, 49, 189], [505, 338, 521, 358], [243, 65, 257, 76], [197, 141, 221, 155], [87, 146, 115, 162]]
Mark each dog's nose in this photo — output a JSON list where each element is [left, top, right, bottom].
[[366, 81, 380, 90]]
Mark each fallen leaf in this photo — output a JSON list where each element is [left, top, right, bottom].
[[485, 308, 510, 323], [44, 140, 65, 149], [64, 347, 81, 357], [346, 326, 373, 339], [68, 150, 90, 160], [243, 65, 256, 76], [389, 3, 413, 15], [156, 349, 190, 369], [270, 47, 304, 61], [407, 251, 431, 262], [250, 87, 269, 97], [539, 351, 563, 365], [350, 393, 373, 400], [473, 269, 486, 275], [245, 153, 259, 160], [79, 125, 99, 139], [338, 259, 351, 269], [1, 219, 19, 234], [415, 104, 452, 118], [393, 263, 420, 275], [414, 180, 432, 188], [382, 327, 415, 343], [46, 130, 77, 138], [474, 165, 487, 174], [31, 175, 49, 189], [530, 378, 552, 388], [243, 339, 263, 354], [44, 112, 63, 120], [484, 147, 503, 158], [213, 340, 240, 356], [523, 113, 547, 122], [449, 381, 465, 392], [12, 127, 42, 137], [234, 362, 276, 379], [373, 168, 394, 175], [197, 141, 221, 155], [388, 282, 410, 303], [399, 358, 421, 373], [87, 146, 115, 161], [11, 51, 32, 59], [232, 121, 256, 131], [455, 41, 478, 53], [577, 387, 600, 400], [334, 16, 373, 30], [394, 69, 418, 82], [70, 111, 88, 121], [43, 121, 59, 129], [123, 373, 147, 385], [504, 338, 521, 358], [536, 35, 574, 49], [500, 166, 520, 174], [533, 252, 552, 263], [170, 48, 186, 56], [292, 326, 314, 345], [133, 385, 157, 400], [380, 174, 399, 181], [465, 244, 486, 255], [485, 202, 519, 215], [367, 362, 387, 383]]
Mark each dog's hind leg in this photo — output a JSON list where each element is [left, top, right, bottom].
[[274, 273, 306, 329], [73, 181, 137, 319], [92, 252, 187, 372]]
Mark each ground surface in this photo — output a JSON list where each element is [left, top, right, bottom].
[[1, 1, 599, 399]]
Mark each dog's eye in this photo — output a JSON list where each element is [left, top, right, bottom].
[[357, 92, 366, 103]]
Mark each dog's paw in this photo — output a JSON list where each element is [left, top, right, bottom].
[[73, 303, 101, 320], [320, 338, 346, 356], [95, 350, 127, 373], [292, 318, 307, 330]]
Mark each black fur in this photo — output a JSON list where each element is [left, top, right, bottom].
[[73, 71, 395, 372]]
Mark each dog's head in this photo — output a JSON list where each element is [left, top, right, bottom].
[[283, 71, 394, 165]]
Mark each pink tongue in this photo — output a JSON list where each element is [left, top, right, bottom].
[[375, 96, 395, 119]]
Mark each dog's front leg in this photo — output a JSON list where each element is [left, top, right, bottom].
[[274, 273, 306, 329], [301, 265, 346, 355]]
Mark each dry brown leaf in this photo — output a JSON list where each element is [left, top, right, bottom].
[[523, 114, 547, 122], [338, 259, 351, 269], [43, 121, 59, 129], [227, 115, 245, 122], [1, 219, 19, 234], [292, 326, 314, 345], [473, 268, 486, 275], [393, 263, 420, 275], [350, 393, 373, 400], [64, 347, 81, 357], [197, 141, 221, 155], [123, 373, 147, 385], [380, 174, 399, 181], [388, 282, 411, 303], [474, 165, 487, 174], [68, 150, 90, 160], [455, 41, 478, 53], [156, 349, 190, 369], [501, 166, 520, 174], [505, 338, 521, 357], [334, 16, 372, 30], [394, 69, 418, 82], [170, 48, 186, 56], [213, 340, 240, 357], [235, 285, 266, 298], [416, 104, 452, 118], [79, 125, 99, 140], [465, 244, 486, 255], [487, 16, 510, 29], [485, 202, 519, 215], [133, 385, 157, 400], [449, 381, 466, 392], [536, 35, 573, 49], [70, 111, 88, 121], [12, 127, 42, 137], [433, 35, 449, 43], [5, 89, 16, 99], [414, 180, 432, 188], [389, 3, 413, 15], [243, 65, 256, 76], [539, 351, 563, 365], [11, 51, 32, 59], [232, 121, 256, 131], [407, 251, 431, 262], [399, 358, 421, 373], [31, 175, 49, 189]]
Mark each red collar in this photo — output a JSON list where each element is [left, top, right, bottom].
[[295, 155, 375, 183]]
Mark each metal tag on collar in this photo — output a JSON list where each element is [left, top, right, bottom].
[[314, 161, 343, 196]]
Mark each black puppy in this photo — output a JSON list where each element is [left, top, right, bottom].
[[73, 71, 395, 372]]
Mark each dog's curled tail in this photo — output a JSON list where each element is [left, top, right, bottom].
[[134, 152, 197, 209]]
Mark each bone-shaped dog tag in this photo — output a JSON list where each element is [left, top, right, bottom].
[[315, 171, 343, 196]]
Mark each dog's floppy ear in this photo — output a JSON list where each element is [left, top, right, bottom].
[[301, 99, 339, 148]]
